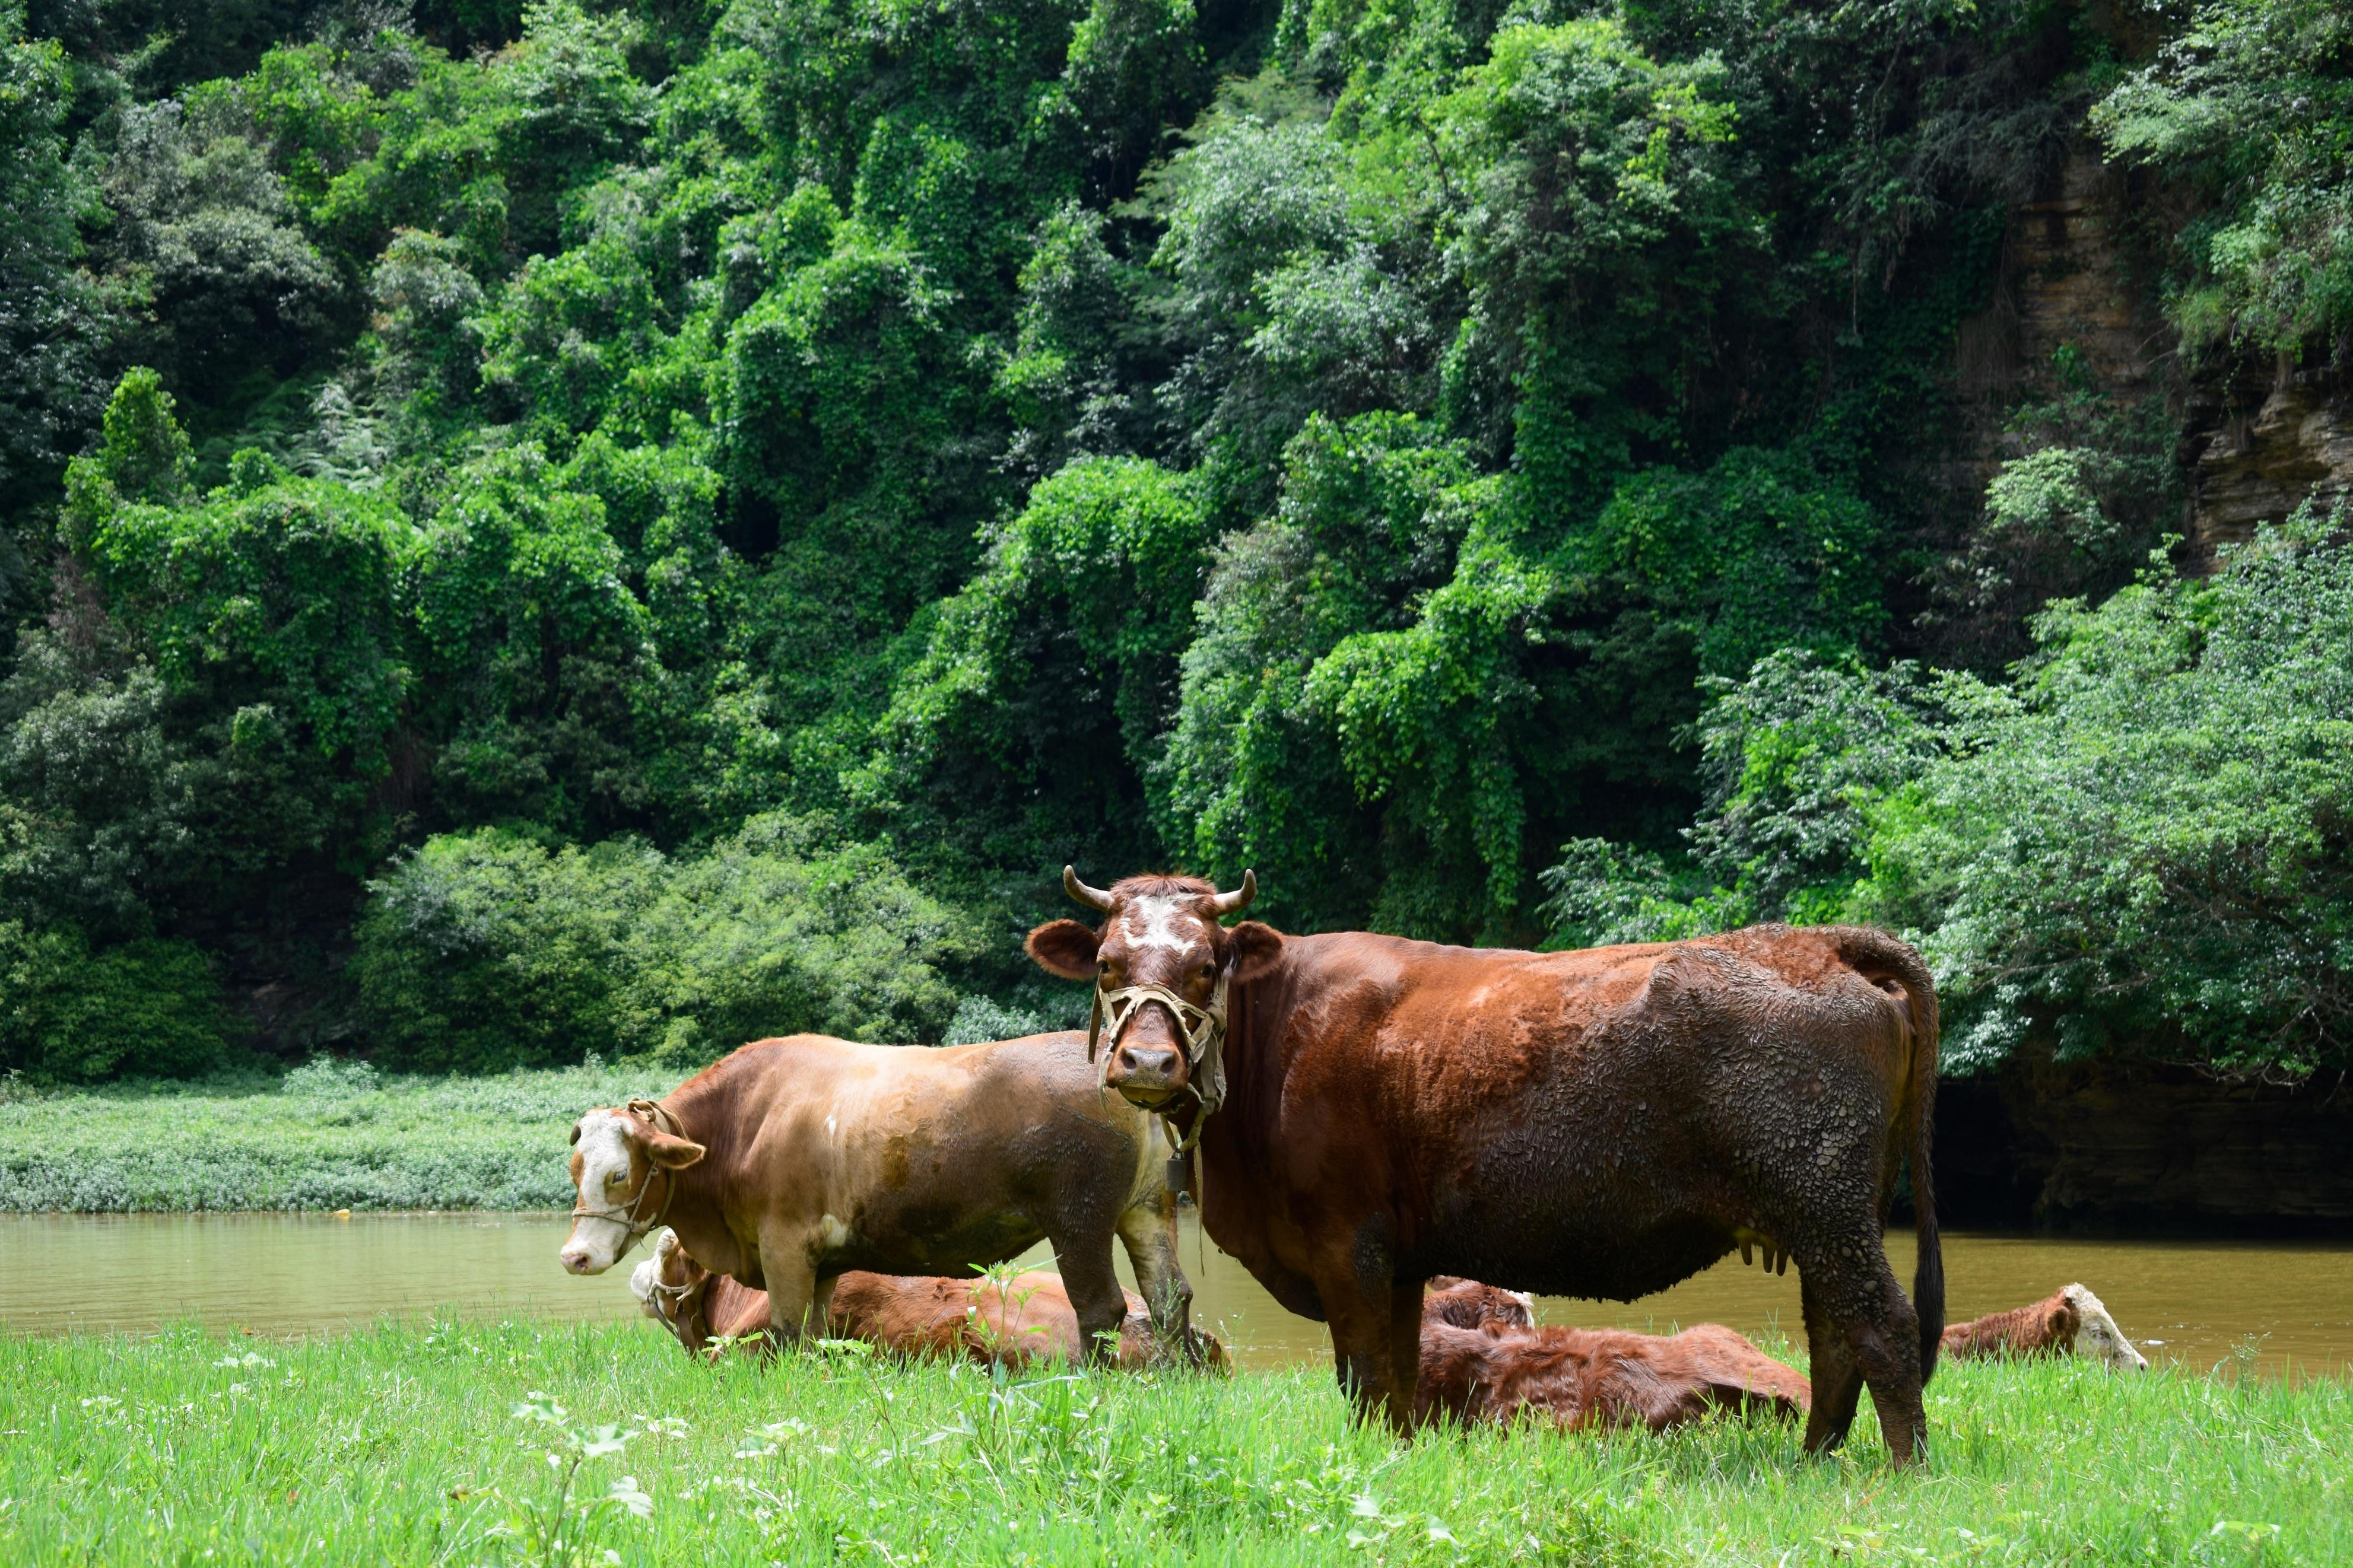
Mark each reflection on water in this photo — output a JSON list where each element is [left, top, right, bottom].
[[3, 1211, 2348, 1378]]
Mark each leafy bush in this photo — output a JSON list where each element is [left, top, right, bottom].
[[353, 816, 967, 1072], [1863, 510, 2353, 1076], [2094, 0, 2353, 355], [1542, 512, 2353, 1079], [941, 993, 1075, 1047], [0, 923, 237, 1082]]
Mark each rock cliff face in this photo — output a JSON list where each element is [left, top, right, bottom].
[[2008, 155, 2167, 409], [1955, 149, 2353, 560], [2183, 356, 2353, 548], [1936, 1059, 2353, 1235]]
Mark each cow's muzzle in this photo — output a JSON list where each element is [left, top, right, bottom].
[[1088, 975, 1230, 1118], [1106, 1035, 1188, 1107]]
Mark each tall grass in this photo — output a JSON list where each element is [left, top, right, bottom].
[[0, 1317, 2340, 1565], [0, 1060, 666, 1211]]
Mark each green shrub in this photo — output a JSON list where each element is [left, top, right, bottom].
[[353, 815, 967, 1072], [1862, 510, 2353, 1075], [0, 923, 237, 1082], [1541, 510, 2353, 1079]]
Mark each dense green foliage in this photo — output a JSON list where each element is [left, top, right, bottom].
[[0, 0, 2345, 1079], [352, 816, 966, 1071], [1546, 511, 2353, 1075], [2093, 0, 2353, 357], [3, 1316, 2348, 1563]]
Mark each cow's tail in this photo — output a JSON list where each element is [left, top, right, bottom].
[[1835, 927, 1944, 1386]]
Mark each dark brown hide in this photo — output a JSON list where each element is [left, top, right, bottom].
[[1414, 1321, 1812, 1433], [1027, 878, 1944, 1462], [564, 1032, 1204, 1366], [1941, 1292, 2080, 1360], [633, 1229, 1223, 1369], [1424, 1277, 1534, 1331]]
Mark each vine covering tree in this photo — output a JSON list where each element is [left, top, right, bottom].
[[0, 0, 2345, 1080]]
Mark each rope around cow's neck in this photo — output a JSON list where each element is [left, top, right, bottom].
[[1087, 968, 1230, 1134], [569, 1098, 684, 1245], [1087, 969, 1230, 1199]]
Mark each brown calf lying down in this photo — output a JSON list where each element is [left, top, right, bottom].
[[1941, 1283, 2146, 1370], [1414, 1319, 1812, 1433], [631, 1228, 1224, 1369]]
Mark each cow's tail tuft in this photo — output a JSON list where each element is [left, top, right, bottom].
[[1835, 927, 1944, 1385]]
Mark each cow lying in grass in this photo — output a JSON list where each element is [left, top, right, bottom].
[[630, 1227, 1225, 1369], [1941, 1284, 2146, 1370], [1415, 1318, 1814, 1433]]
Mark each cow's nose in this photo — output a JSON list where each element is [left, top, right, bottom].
[[1116, 1042, 1183, 1083], [560, 1245, 593, 1274]]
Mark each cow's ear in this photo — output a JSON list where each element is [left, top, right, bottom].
[[1227, 921, 1285, 984], [2049, 1299, 2080, 1344], [568, 1119, 583, 1147], [1026, 919, 1100, 981], [645, 1131, 707, 1170]]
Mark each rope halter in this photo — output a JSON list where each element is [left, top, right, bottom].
[[634, 1231, 709, 1334], [1088, 968, 1230, 1150], [569, 1098, 684, 1246]]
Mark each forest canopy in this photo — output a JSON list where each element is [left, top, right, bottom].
[[0, 0, 2346, 1081]]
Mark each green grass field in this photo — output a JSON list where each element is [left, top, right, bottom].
[[1, 1317, 2341, 1566], [0, 1060, 665, 1212]]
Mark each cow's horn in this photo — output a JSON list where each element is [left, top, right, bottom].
[[1208, 869, 1257, 916], [1063, 866, 1116, 912]]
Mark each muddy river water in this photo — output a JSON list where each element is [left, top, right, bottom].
[[3, 1211, 2348, 1378]]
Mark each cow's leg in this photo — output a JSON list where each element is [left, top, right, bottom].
[[1385, 1277, 1425, 1433], [755, 1236, 821, 1353], [1116, 1192, 1198, 1366], [1796, 1231, 1926, 1465], [1314, 1242, 1406, 1433], [1321, 1284, 1393, 1424], [1850, 1262, 1926, 1466], [1050, 1230, 1131, 1367], [1799, 1270, 1863, 1454]]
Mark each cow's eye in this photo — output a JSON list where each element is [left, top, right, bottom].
[[606, 1171, 625, 1187]]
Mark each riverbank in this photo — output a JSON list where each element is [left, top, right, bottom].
[[0, 1060, 664, 1212], [2, 1318, 2342, 1565]]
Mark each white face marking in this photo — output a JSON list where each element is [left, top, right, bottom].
[[1121, 896, 1196, 955], [559, 1109, 640, 1274], [2063, 1283, 2147, 1370]]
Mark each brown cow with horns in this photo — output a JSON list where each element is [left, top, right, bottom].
[[1026, 869, 1945, 1463]]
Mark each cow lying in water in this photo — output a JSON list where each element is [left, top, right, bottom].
[[1416, 1317, 1812, 1433], [1942, 1284, 2146, 1370], [560, 1031, 1204, 1365], [630, 1227, 1225, 1369]]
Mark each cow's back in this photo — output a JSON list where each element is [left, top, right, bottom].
[[715, 1031, 1160, 1279]]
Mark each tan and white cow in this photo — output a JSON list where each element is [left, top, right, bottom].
[[564, 1031, 1205, 1366]]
